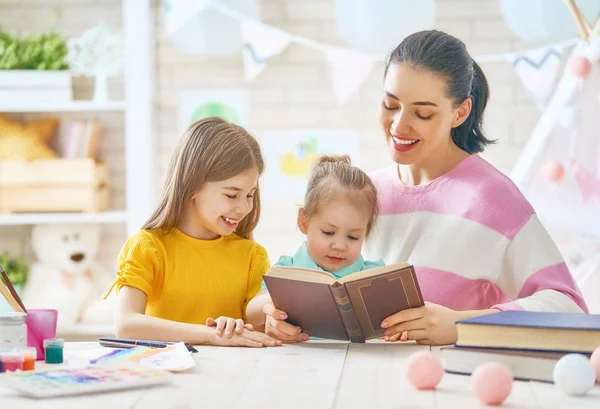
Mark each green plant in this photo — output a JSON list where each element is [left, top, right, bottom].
[[0, 252, 30, 287], [0, 28, 69, 70]]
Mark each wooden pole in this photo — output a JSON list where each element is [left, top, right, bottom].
[[563, 0, 590, 42], [592, 18, 600, 37]]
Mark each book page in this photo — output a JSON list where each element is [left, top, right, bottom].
[[266, 266, 337, 285], [338, 262, 410, 284]]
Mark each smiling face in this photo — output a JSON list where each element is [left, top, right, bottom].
[[298, 195, 370, 272], [378, 64, 471, 167], [180, 166, 259, 240]]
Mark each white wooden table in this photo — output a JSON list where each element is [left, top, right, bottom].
[[1, 341, 599, 408]]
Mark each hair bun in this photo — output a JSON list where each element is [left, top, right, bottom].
[[314, 154, 352, 167]]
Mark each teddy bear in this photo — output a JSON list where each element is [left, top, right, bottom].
[[22, 224, 116, 332], [0, 114, 59, 160]]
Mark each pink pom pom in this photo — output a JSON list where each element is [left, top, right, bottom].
[[471, 362, 513, 406], [541, 161, 565, 183], [406, 351, 444, 390], [570, 56, 593, 79], [591, 347, 600, 384]]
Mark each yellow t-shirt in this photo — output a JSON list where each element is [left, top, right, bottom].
[[106, 228, 270, 324]]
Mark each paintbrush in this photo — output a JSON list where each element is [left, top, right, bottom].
[[0, 262, 26, 313]]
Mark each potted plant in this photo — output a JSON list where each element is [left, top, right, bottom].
[[66, 23, 123, 102], [0, 252, 29, 313], [0, 28, 72, 103]]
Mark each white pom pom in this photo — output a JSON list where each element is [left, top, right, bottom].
[[553, 354, 596, 396], [559, 106, 579, 128]]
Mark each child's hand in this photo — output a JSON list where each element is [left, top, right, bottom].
[[210, 326, 282, 348], [379, 302, 461, 345], [263, 302, 309, 343], [206, 316, 246, 338]]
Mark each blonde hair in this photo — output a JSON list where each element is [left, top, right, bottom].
[[302, 155, 379, 235], [143, 117, 264, 239]]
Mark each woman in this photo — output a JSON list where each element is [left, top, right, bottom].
[[259, 30, 587, 345], [365, 29, 587, 345]]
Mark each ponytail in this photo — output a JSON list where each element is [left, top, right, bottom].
[[451, 60, 494, 154]]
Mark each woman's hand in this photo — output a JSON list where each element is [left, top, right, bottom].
[[263, 302, 309, 343], [206, 316, 282, 347], [380, 302, 462, 345]]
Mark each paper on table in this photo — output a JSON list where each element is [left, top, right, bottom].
[[95, 342, 196, 372]]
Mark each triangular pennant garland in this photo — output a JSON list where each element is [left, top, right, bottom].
[[163, 0, 211, 38], [325, 49, 378, 107], [241, 22, 291, 81], [510, 47, 563, 109], [569, 158, 600, 205]]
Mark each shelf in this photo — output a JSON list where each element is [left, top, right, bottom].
[[0, 100, 126, 113], [0, 211, 128, 225]]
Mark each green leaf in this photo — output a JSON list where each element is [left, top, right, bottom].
[[0, 252, 30, 286], [0, 27, 69, 70]]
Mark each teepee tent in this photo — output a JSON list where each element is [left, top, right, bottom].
[[511, 0, 600, 311]]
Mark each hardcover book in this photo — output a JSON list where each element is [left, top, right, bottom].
[[455, 311, 600, 353], [441, 346, 587, 383], [263, 263, 424, 343]]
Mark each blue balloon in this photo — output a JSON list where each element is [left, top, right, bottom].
[[500, 0, 600, 42], [335, 0, 436, 56], [170, 0, 259, 56]]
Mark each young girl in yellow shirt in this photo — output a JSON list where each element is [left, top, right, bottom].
[[105, 117, 280, 348]]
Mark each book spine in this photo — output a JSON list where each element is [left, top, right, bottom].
[[330, 285, 365, 343]]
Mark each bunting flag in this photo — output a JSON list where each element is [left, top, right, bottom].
[[510, 47, 563, 108], [163, 0, 211, 38], [569, 158, 600, 205], [325, 49, 378, 107], [241, 22, 290, 81]]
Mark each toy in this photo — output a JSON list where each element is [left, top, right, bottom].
[[22, 224, 115, 331], [591, 346, 600, 383], [553, 353, 596, 396], [0, 114, 59, 160], [405, 350, 444, 390], [470, 362, 513, 406]]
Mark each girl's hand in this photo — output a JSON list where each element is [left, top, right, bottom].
[[263, 302, 309, 343], [380, 302, 461, 346], [206, 316, 245, 338], [210, 326, 282, 348]]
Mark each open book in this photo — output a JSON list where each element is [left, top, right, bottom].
[[263, 263, 424, 343]]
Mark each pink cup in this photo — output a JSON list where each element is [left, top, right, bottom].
[[25, 309, 58, 360]]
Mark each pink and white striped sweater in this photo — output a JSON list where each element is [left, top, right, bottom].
[[366, 155, 588, 313]]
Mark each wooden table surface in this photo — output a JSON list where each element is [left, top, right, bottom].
[[1, 341, 599, 408]]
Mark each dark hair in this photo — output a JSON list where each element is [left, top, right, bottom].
[[384, 30, 495, 153], [302, 155, 379, 236]]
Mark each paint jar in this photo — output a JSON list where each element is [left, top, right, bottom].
[[2, 350, 24, 372], [21, 347, 37, 370], [43, 338, 64, 364], [0, 312, 27, 349]]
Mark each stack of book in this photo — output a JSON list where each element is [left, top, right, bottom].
[[442, 311, 600, 382], [62, 120, 101, 160]]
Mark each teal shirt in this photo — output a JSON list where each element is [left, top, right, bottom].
[[260, 242, 385, 291]]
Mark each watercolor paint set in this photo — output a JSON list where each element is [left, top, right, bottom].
[[0, 364, 174, 398], [0, 347, 37, 372]]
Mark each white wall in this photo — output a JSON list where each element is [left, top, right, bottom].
[[0, 0, 549, 271]]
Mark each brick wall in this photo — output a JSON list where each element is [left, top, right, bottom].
[[0, 0, 548, 272]]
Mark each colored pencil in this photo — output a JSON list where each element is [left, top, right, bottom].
[[0, 263, 27, 312]]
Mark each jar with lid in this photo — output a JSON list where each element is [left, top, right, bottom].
[[0, 312, 27, 349]]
